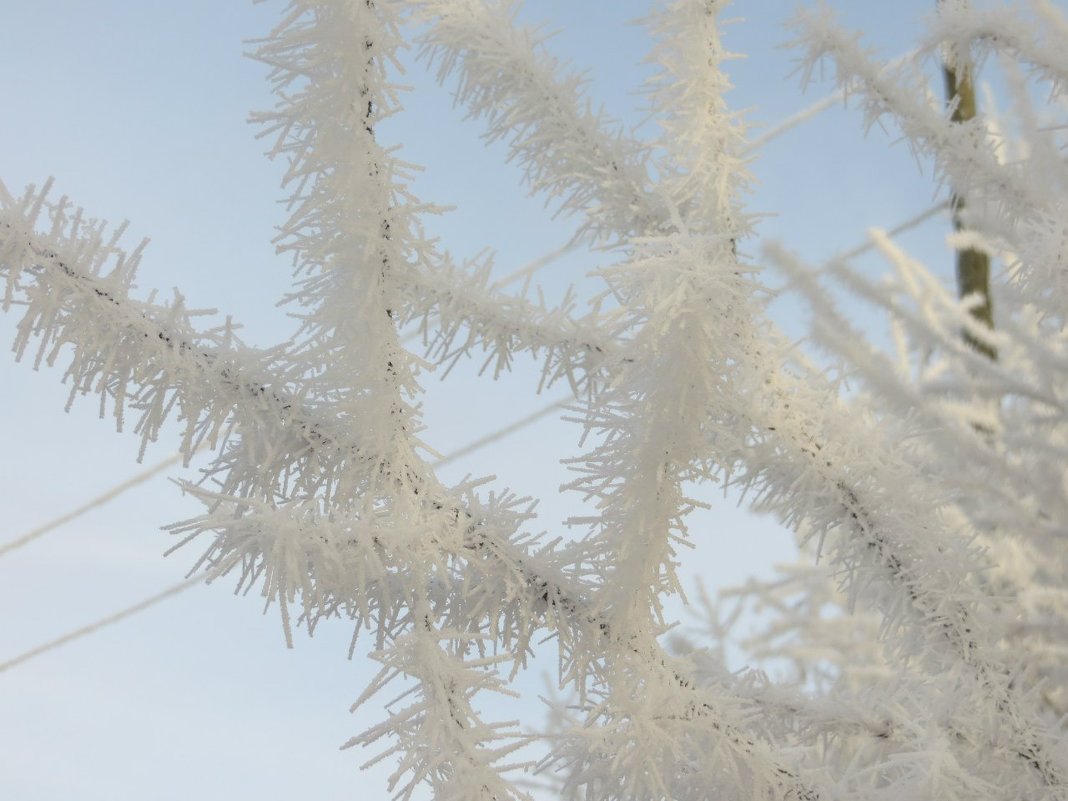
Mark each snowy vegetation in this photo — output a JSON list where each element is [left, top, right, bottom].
[[2, 0, 1068, 799]]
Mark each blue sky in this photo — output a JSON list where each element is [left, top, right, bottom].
[[0, 1, 1009, 798]]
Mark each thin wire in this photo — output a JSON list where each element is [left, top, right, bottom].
[[743, 48, 920, 156], [0, 577, 200, 673], [0, 452, 184, 557], [743, 91, 847, 155], [432, 396, 568, 469], [488, 241, 577, 293], [840, 200, 951, 262], [768, 200, 950, 301]]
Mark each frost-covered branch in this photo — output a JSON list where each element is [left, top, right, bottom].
[[407, 0, 670, 242], [0, 189, 324, 478], [402, 253, 616, 391], [931, 0, 1068, 93], [347, 628, 533, 801], [793, 7, 1043, 223], [5, 0, 1068, 798]]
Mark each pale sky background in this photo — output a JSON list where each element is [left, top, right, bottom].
[[0, 1, 1029, 798]]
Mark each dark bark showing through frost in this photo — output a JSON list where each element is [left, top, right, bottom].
[[941, 3, 997, 361]]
